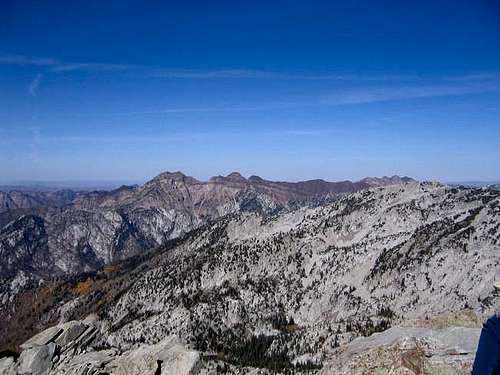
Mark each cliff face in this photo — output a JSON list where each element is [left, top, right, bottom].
[[0, 172, 413, 277], [1, 182, 498, 373]]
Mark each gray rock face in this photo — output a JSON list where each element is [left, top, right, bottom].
[[53, 321, 88, 347], [0, 172, 413, 278], [17, 342, 56, 375], [7, 319, 484, 375], [20, 325, 62, 350], [105, 336, 200, 375], [0, 357, 16, 375], [320, 326, 481, 374], [59, 349, 117, 371], [0, 215, 53, 277], [5, 319, 201, 375]]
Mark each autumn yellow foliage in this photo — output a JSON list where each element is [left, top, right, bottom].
[[72, 278, 94, 295]]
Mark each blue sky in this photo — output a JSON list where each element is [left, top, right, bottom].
[[1, 0, 499, 183]]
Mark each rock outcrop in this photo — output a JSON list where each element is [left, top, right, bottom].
[[1, 319, 484, 374], [320, 326, 481, 374], [1, 319, 200, 375]]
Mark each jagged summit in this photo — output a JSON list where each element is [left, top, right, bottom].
[[146, 170, 415, 187], [154, 170, 188, 179], [148, 170, 200, 184], [208, 171, 247, 185], [226, 171, 246, 180], [248, 175, 265, 183]]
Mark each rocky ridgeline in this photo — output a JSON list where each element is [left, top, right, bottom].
[[0, 317, 200, 375], [0, 315, 482, 374], [0, 172, 413, 277], [0, 181, 498, 374]]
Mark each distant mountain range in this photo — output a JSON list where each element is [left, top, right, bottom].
[[0, 180, 141, 193], [447, 180, 500, 188], [0, 171, 414, 278]]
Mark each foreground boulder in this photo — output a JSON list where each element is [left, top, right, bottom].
[[104, 336, 200, 375], [2, 319, 200, 375], [0, 357, 16, 375], [19, 326, 62, 350], [17, 343, 56, 375], [320, 326, 481, 374]]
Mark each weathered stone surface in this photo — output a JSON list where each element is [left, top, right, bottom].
[[320, 326, 481, 374], [49, 333, 199, 375], [0, 357, 16, 375], [54, 320, 87, 347], [53, 349, 118, 375], [17, 342, 56, 375], [345, 326, 480, 356], [20, 326, 62, 350], [105, 336, 200, 375]]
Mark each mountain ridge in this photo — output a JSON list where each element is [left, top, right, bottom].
[[0, 172, 415, 213], [0, 171, 415, 278]]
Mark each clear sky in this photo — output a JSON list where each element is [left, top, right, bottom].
[[1, 0, 499, 183]]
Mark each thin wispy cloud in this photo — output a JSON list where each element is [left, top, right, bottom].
[[50, 63, 136, 73], [154, 69, 283, 79], [28, 73, 43, 97], [30, 128, 321, 145], [0, 53, 138, 97], [72, 102, 305, 117], [4, 53, 500, 83], [3, 53, 500, 106], [0, 54, 60, 66], [1, 55, 282, 79], [284, 129, 322, 136], [443, 72, 500, 81], [0, 53, 135, 73], [322, 78, 500, 105]]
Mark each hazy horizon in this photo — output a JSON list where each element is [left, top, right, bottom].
[[1, 170, 499, 189], [1, 1, 499, 182]]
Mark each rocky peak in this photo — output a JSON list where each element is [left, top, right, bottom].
[[226, 171, 246, 180], [248, 175, 266, 183], [208, 172, 248, 185], [148, 171, 199, 185]]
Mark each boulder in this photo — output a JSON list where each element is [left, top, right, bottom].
[[54, 320, 88, 347], [0, 357, 16, 375], [20, 326, 62, 350], [48, 331, 199, 375], [53, 349, 118, 375], [320, 326, 481, 374], [105, 336, 200, 375], [17, 342, 56, 375]]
